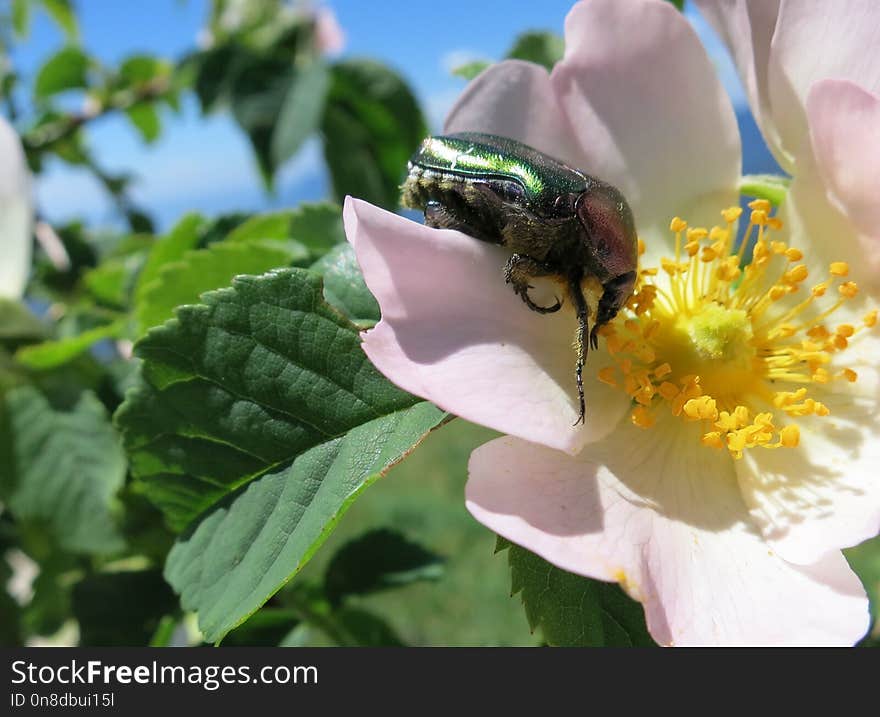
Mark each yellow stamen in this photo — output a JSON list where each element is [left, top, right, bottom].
[[598, 205, 876, 460]]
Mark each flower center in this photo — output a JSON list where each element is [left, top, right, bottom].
[[596, 201, 876, 459]]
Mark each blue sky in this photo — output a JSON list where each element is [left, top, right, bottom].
[[7, 0, 764, 231]]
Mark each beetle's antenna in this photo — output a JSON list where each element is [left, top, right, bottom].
[[569, 276, 589, 426]]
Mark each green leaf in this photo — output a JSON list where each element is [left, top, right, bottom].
[[666, 0, 685, 10], [15, 320, 123, 371], [125, 102, 161, 143], [114, 268, 444, 641], [288, 202, 346, 256], [12, 0, 30, 38], [324, 528, 443, 606], [739, 173, 791, 207], [309, 243, 379, 325], [229, 54, 295, 181], [846, 535, 880, 641], [321, 59, 428, 210], [225, 204, 345, 262], [452, 60, 491, 81], [271, 61, 329, 170], [134, 213, 204, 310], [118, 54, 168, 85], [165, 399, 443, 643], [2, 387, 125, 554], [34, 46, 89, 99], [134, 241, 295, 335], [506, 31, 565, 72], [39, 0, 78, 40], [501, 539, 655, 646], [0, 299, 46, 342], [72, 569, 179, 646]]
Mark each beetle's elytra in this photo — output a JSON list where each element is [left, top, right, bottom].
[[401, 132, 639, 425]]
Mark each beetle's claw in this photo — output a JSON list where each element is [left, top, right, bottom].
[[519, 289, 562, 314], [589, 325, 600, 351]]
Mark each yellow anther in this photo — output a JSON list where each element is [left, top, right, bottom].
[[836, 324, 855, 337], [832, 334, 848, 350], [701, 246, 717, 262], [670, 217, 687, 233], [865, 310, 878, 328], [807, 325, 830, 340], [811, 282, 828, 297], [841, 368, 858, 383], [783, 265, 809, 284], [637, 237, 646, 256], [653, 363, 672, 379], [767, 216, 784, 230], [686, 227, 709, 242], [750, 209, 768, 225], [771, 241, 787, 255], [839, 281, 859, 298], [812, 367, 830, 384], [768, 285, 789, 301], [784, 248, 803, 262], [779, 424, 800, 448], [815, 402, 830, 416], [597, 366, 617, 386], [683, 396, 718, 422], [684, 240, 700, 257], [748, 199, 772, 213], [829, 262, 849, 277], [721, 206, 743, 223], [631, 406, 655, 429]]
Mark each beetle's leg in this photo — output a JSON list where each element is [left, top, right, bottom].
[[590, 271, 637, 350], [569, 276, 590, 426], [504, 254, 563, 314]]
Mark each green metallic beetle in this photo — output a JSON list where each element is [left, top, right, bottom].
[[401, 132, 639, 425]]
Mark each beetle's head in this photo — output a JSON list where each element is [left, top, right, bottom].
[[575, 182, 638, 281]]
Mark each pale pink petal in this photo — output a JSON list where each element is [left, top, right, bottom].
[[694, 0, 788, 169], [780, 146, 880, 294], [0, 116, 32, 299], [806, 79, 880, 252], [736, 330, 880, 565], [344, 197, 630, 454], [444, 60, 581, 163], [551, 0, 741, 259], [467, 418, 869, 646], [767, 0, 880, 165]]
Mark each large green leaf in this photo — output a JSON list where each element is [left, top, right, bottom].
[[115, 268, 444, 641], [321, 59, 427, 210], [501, 539, 655, 647], [271, 61, 329, 170], [224, 203, 344, 262], [167, 400, 442, 642], [134, 241, 295, 335], [2, 387, 125, 554], [34, 46, 89, 99]]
